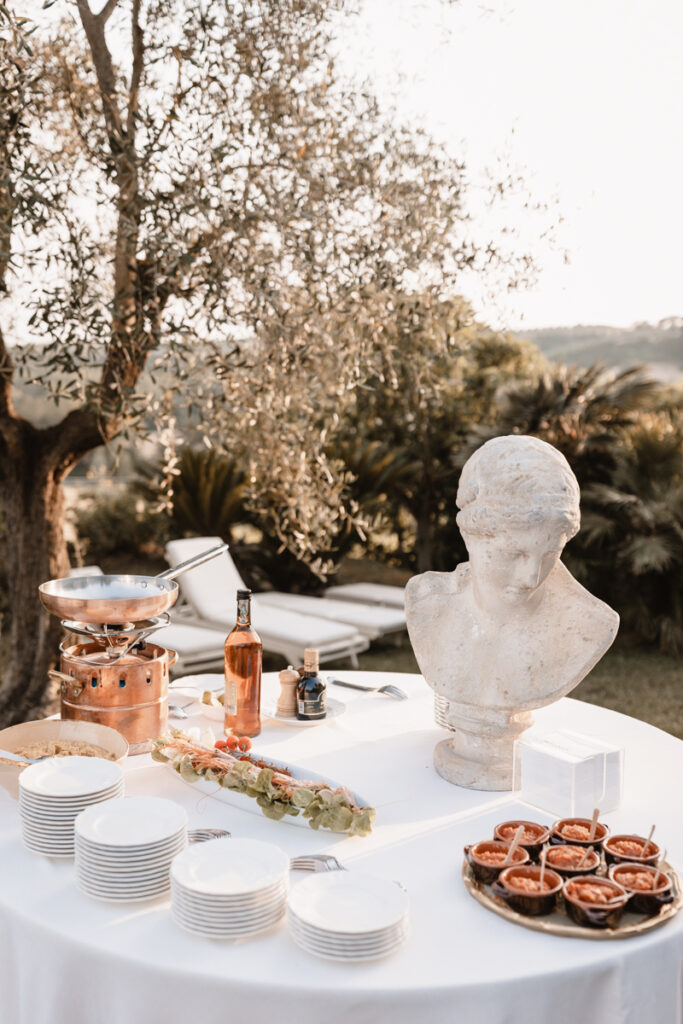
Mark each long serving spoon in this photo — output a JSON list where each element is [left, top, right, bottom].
[[503, 825, 526, 867]]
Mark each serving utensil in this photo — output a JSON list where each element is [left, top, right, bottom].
[[503, 825, 525, 866], [643, 824, 656, 856], [0, 748, 44, 765], [589, 807, 600, 841], [327, 677, 407, 700], [290, 854, 345, 872]]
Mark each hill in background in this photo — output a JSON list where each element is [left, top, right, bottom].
[[518, 318, 683, 380]]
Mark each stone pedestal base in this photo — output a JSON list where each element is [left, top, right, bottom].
[[434, 702, 533, 791]]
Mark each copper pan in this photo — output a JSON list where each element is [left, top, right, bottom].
[[39, 543, 228, 625]]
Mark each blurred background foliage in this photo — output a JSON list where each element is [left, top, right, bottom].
[[71, 293, 683, 656]]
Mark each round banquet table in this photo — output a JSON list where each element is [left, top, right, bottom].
[[0, 671, 682, 1024]]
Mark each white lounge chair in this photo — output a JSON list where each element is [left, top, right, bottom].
[[166, 537, 405, 641], [163, 538, 369, 667], [324, 582, 406, 610]]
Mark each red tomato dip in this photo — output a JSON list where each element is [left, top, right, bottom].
[[566, 881, 617, 904], [610, 839, 646, 857], [546, 845, 587, 868], [498, 825, 541, 843], [560, 823, 592, 841], [507, 876, 552, 893], [617, 871, 660, 891], [475, 849, 511, 865]]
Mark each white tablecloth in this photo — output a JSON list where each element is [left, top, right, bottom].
[[0, 672, 681, 1024]]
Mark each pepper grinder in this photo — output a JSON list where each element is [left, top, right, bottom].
[[276, 666, 299, 717]]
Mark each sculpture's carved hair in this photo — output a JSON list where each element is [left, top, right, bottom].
[[456, 435, 581, 539]]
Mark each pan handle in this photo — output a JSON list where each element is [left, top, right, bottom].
[[156, 543, 229, 582]]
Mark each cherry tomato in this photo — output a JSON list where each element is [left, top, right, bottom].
[[225, 734, 239, 750], [214, 739, 227, 749], [238, 737, 252, 753]]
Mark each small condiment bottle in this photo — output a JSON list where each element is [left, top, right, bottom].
[[276, 666, 299, 718], [296, 649, 327, 721]]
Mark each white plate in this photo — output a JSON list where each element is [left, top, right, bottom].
[[19, 757, 123, 798], [289, 932, 405, 962], [288, 872, 409, 933], [261, 698, 345, 728], [171, 837, 288, 895], [76, 869, 172, 888], [171, 883, 287, 911], [75, 835, 185, 860], [288, 920, 407, 953], [170, 675, 225, 719], [172, 909, 284, 938], [19, 783, 124, 810], [22, 842, 74, 859], [171, 898, 286, 925], [288, 909, 408, 943], [76, 882, 170, 903], [75, 797, 187, 846], [170, 884, 288, 909], [76, 845, 183, 867]]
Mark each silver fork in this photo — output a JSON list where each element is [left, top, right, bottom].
[[290, 854, 346, 872], [327, 677, 408, 700], [188, 828, 231, 843]]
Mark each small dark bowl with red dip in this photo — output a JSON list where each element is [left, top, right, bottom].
[[493, 820, 551, 861], [491, 864, 562, 917], [464, 840, 529, 884], [562, 875, 629, 928], [549, 817, 609, 851], [608, 862, 673, 915], [544, 843, 601, 879], [603, 834, 660, 867]]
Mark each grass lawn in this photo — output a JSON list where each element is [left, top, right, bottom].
[[333, 633, 683, 739]]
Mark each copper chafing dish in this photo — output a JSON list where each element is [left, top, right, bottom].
[[41, 543, 228, 754]]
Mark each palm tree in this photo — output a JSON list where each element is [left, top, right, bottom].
[[466, 363, 659, 482]]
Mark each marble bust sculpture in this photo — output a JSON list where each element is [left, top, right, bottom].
[[405, 435, 619, 791]]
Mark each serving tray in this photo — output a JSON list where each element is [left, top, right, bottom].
[[169, 751, 371, 833], [462, 859, 682, 940]]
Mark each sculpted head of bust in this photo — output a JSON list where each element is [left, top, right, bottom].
[[455, 435, 581, 618]]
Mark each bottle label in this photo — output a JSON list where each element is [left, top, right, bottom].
[[298, 696, 326, 718]]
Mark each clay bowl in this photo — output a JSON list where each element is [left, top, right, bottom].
[[491, 864, 562, 917], [562, 875, 629, 929], [603, 833, 660, 867], [493, 820, 551, 861], [550, 817, 609, 851], [544, 843, 601, 879], [464, 840, 529, 884], [608, 862, 673, 915]]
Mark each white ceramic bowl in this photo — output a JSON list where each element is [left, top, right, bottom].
[[0, 719, 128, 800]]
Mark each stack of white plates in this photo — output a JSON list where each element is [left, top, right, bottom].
[[288, 871, 410, 961], [19, 756, 124, 858], [75, 796, 187, 902], [171, 837, 289, 938]]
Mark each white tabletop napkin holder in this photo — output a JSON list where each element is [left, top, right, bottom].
[[513, 728, 623, 816]]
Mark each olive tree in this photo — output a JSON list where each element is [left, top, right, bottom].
[[0, 0, 531, 724]]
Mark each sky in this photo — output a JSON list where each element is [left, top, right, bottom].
[[338, 0, 683, 329]]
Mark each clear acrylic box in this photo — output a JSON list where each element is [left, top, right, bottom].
[[513, 729, 623, 817]]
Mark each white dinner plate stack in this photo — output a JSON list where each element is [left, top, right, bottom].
[[288, 871, 410, 962], [19, 756, 124, 858], [171, 837, 289, 938], [74, 796, 187, 902]]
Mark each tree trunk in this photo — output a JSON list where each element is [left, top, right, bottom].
[[0, 456, 70, 727]]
